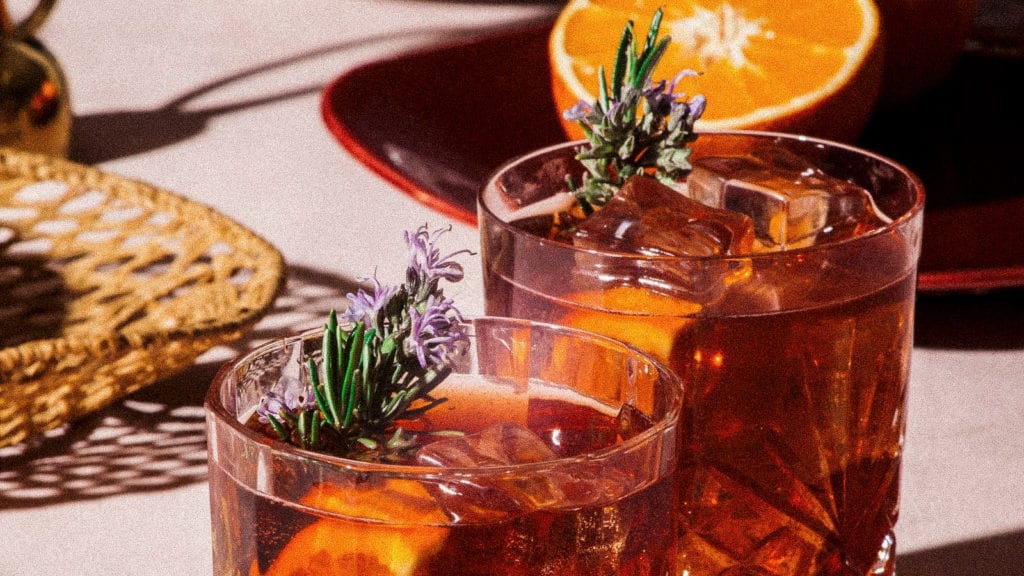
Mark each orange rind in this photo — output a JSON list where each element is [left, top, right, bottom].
[[263, 480, 449, 576]]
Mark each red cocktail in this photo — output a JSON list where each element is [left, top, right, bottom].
[[206, 317, 684, 575], [479, 131, 924, 575]]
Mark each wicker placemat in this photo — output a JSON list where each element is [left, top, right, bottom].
[[0, 148, 286, 447]]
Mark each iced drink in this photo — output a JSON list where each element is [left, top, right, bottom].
[[205, 317, 683, 576], [478, 131, 924, 576]]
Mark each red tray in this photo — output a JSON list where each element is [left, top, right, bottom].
[[322, 23, 1024, 294]]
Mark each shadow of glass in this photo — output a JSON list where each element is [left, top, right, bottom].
[[915, 287, 1024, 350], [67, 16, 558, 165], [897, 531, 1024, 576], [0, 264, 360, 509], [69, 88, 318, 165]]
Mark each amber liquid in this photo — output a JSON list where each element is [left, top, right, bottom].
[[483, 243, 914, 576], [209, 384, 677, 576]]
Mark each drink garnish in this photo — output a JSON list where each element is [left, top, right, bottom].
[[253, 224, 472, 462], [563, 7, 706, 214]]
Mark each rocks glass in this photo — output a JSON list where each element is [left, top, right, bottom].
[[205, 317, 684, 575], [478, 131, 925, 575]]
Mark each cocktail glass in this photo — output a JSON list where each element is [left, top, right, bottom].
[[205, 316, 684, 576], [478, 131, 925, 576]]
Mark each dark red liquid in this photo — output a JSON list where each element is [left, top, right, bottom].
[[208, 386, 678, 576], [482, 223, 915, 576]]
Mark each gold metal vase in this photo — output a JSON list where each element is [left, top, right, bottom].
[[0, 0, 70, 157]]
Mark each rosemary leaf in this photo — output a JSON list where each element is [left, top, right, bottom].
[[641, 8, 663, 58], [296, 409, 309, 444], [310, 411, 321, 448], [612, 22, 632, 97], [266, 413, 288, 441], [361, 329, 376, 415], [308, 357, 333, 426], [322, 315, 342, 426], [341, 322, 365, 428], [636, 37, 670, 88], [598, 64, 610, 112]]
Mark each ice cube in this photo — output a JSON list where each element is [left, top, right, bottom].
[[573, 176, 756, 257], [493, 155, 579, 213], [416, 423, 567, 518], [416, 422, 559, 468], [688, 146, 892, 251], [416, 423, 634, 520], [485, 153, 582, 225], [569, 176, 756, 303]]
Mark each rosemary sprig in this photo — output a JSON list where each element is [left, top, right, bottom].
[[253, 225, 472, 462], [563, 7, 706, 213]]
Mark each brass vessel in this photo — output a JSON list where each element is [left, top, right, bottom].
[[0, 0, 70, 156]]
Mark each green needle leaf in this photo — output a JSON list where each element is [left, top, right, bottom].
[[322, 318, 342, 428], [267, 413, 288, 441], [341, 322, 364, 428], [308, 358, 333, 426], [636, 37, 670, 89], [361, 329, 376, 413], [598, 65, 610, 112], [641, 8, 663, 57], [296, 409, 309, 444], [310, 412, 321, 447], [611, 21, 632, 98]]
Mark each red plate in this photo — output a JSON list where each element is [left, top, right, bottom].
[[322, 23, 1024, 294]]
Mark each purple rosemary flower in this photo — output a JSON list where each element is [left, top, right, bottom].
[[401, 226, 470, 369], [607, 94, 633, 124], [342, 273, 399, 328], [683, 93, 707, 121], [406, 293, 466, 369], [644, 69, 701, 119], [643, 81, 674, 117], [405, 224, 474, 286], [563, 100, 594, 122], [255, 376, 315, 424]]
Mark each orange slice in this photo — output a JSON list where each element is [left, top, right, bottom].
[[550, 0, 883, 143], [263, 479, 449, 576], [558, 285, 700, 366], [545, 286, 697, 413]]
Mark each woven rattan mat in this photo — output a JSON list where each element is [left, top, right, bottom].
[[0, 148, 285, 447]]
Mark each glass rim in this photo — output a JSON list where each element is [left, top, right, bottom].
[[204, 315, 684, 479], [477, 129, 926, 263]]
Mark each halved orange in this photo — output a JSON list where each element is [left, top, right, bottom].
[[263, 480, 449, 576], [550, 0, 884, 143]]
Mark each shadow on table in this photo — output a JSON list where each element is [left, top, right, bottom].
[[898, 530, 1024, 576], [68, 15, 557, 165], [0, 265, 359, 510], [915, 287, 1024, 350]]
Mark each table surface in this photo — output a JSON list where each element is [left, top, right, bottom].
[[1, 2, 1022, 575]]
